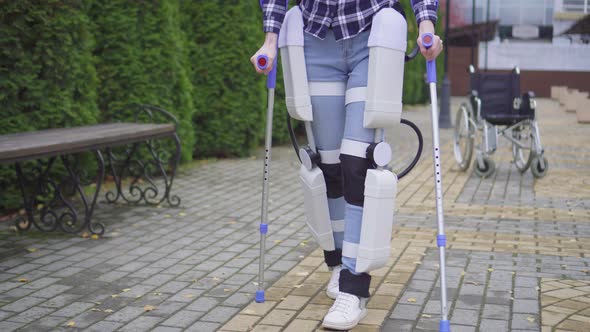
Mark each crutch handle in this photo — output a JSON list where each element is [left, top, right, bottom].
[[256, 54, 269, 70], [256, 54, 277, 89], [421, 33, 437, 84]]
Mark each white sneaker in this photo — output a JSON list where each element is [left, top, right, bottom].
[[322, 292, 367, 330], [326, 265, 341, 299]]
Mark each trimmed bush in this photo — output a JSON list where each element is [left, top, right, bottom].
[[0, 0, 99, 210]]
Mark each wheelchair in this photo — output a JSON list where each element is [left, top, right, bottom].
[[453, 65, 548, 178]]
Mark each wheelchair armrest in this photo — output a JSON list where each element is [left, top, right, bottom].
[[522, 91, 537, 110]]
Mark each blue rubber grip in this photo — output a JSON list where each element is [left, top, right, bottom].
[[421, 33, 437, 84], [260, 223, 268, 234], [267, 60, 277, 89], [440, 319, 450, 332], [255, 290, 265, 303], [437, 234, 446, 247]]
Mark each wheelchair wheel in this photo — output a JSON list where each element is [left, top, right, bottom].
[[531, 155, 548, 178], [474, 156, 495, 178], [511, 125, 533, 173], [453, 103, 474, 171]]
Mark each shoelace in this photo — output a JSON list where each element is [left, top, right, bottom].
[[333, 293, 356, 312]]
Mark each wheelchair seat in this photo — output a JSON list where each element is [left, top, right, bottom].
[[470, 71, 535, 126]]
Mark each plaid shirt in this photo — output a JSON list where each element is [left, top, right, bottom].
[[262, 0, 438, 41]]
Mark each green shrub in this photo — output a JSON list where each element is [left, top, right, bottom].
[[0, 0, 99, 210]]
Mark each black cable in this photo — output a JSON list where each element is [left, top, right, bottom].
[[397, 118, 423, 179], [286, 112, 301, 162]]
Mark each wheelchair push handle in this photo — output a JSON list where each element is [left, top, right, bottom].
[[421, 33, 437, 84]]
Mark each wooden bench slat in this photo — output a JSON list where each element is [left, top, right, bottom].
[[0, 123, 176, 164]]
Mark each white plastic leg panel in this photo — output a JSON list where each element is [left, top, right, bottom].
[[299, 165, 336, 251], [364, 8, 407, 128], [355, 169, 397, 273], [279, 7, 312, 122]]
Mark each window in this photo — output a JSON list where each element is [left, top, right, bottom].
[[559, 0, 589, 13], [451, 0, 555, 26]]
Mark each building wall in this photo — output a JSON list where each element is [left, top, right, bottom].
[[448, 46, 590, 97]]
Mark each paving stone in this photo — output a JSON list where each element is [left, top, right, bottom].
[[390, 304, 422, 321], [160, 310, 203, 328], [51, 301, 95, 317], [120, 315, 163, 331], [185, 321, 221, 332], [200, 306, 241, 323], [104, 306, 145, 323]]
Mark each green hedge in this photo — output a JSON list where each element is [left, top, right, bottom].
[[0, 0, 99, 211], [0, 1, 441, 211]]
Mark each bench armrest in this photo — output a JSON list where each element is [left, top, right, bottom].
[[129, 104, 179, 128]]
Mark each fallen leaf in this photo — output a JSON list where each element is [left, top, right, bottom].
[[526, 317, 535, 323], [212, 277, 221, 282], [18, 278, 28, 283], [144, 305, 156, 312], [227, 221, 237, 224], [178, 212, 186, 217], [414, 261, 422, 265], [82, 232, 90, 238], [583, 269, 589, 273], [111, 294, 118, 298], [66, 321, 75, 327], [422, 314, 432, 318], [184, 294, 194, 298], [296, 272, 309, 277], [153, 292, 162, 296], [407, 298, 417, 303], [535, 286, 540, 291], [510, 297, 515, 301], [104, 309, 114, 313], [461, 271, 466, 276], [293, 284, 303, 289], [300, 242, 306, 247], [223, 288, 232, 292], [94, 302, 101, 305], [26, 248, 37, 253], [37, 204, 44, 210], [191, 279, 198, 283], [135, 295, 141, 298], [164, 214, 172, 218], [274, 240, 281, 244], [91, 234, 99, 240], [487, 268, 494, 272], [122, 288, 131, 292], [466, 281, 479, 285], [91, 308, 102, 312]]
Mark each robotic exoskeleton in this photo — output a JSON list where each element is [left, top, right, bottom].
[[280, 6, 423, 274]]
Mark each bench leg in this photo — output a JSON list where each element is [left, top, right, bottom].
[[104, 134, 181, 207], [13, 151, 106, 235]]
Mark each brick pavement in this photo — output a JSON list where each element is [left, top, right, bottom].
[[0, 98, 588, 331]]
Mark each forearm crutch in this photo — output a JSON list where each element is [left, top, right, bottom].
[[255, 53, 276, 303], [422, 33, 450, 332]]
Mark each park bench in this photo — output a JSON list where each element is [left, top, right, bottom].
[[0, 104, 181, 235]]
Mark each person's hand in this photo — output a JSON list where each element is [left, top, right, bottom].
[[417, 20, 443, 61], [251, 32, 278, 75]]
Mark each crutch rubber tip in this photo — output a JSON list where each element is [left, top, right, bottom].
[[255, 290, 265, 303], [260, 223, 268, 234], [439, 320, 450, 332]]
